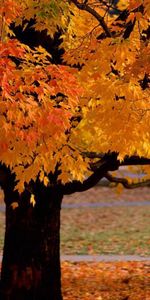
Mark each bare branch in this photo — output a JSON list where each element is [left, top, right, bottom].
[[105, 172, 150, 189]]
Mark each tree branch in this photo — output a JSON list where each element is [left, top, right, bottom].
[[70, 0, 112, 37], [62, 155, 119, 194], [82, 151, 150, 166], [121, 156, 150, 166], [105, 172, 150, 189]]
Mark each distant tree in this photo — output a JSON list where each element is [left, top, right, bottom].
[[0, 1, 150, 299]]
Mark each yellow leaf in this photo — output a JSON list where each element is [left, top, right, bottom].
[[30, 194, 36, 207], [116, 183, 123, 195], [44, 176, 49, 186], [39, 170, 44, 182], [10, 202, 19, 210]]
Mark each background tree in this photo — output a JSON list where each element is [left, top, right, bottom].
[[0, 0, 150, 299]]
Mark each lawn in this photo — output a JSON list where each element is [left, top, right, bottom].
[[61, 206, 150, 256], [0, 186, 150, 256], [60, 186, 150, 256]]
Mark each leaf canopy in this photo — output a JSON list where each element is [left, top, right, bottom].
[[0, 0, 150, 191]]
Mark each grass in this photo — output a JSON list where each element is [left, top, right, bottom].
[[0, 207, 150, 256], [0, 187, 150, 256], [61, 206, 150, 256]]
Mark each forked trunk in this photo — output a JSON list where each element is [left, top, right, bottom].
[[0, 188, 63, 300]]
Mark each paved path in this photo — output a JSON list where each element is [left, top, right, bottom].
[[0, 205, 5, 212], [0, 201, 150, 212], [62, 200, 150, 208], [61, 255, 150, 262], [0, 254, 149, 262]]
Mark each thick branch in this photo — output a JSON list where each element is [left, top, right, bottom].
[[83, 152, 150, 166], [123, 18, 136, 39], [62, 156, 119, 194], [121, 156, 150, 166], [105, 172, 150, 189], [70, 0, 112, 37]]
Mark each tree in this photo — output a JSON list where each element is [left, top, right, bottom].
[[0, 0, 150, 299]]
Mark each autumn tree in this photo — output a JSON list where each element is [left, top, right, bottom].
[[0, 0, 150, 299]]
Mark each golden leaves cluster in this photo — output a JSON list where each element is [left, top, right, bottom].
[[0, 0, 150, 190], [0, 1, 87, 191], [66, 0, 150, 162]]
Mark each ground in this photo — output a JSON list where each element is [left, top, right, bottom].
[[0, 186, 150, 299], [61, 186, 150, 256], [62, 261, 150, 300], [0, 186, 150, 255]]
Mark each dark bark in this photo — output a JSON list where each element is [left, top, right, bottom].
[[0, 187, 63, 300]]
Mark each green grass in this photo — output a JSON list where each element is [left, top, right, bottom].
[[0, 204, 150, 256], [61, 206, 150, 256]]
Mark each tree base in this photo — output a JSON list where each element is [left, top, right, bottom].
[[0, 187, 63, 300]]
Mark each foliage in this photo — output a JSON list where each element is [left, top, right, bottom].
[[0, 0, 150, 192], [66, 1, 150, 162]]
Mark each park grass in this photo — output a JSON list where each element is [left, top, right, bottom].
[[61, 206, 150, 256], [0, 191, 150, 256]]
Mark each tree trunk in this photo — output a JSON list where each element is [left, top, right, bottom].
[[0, 187, 63, 300]]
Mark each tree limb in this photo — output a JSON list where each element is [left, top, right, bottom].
[[62, 155, 119, 194], [105, 172, 150, 189], [121, 156, 150, 166], [82, 151, 150, 166], [70, 0, 112, 37]]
